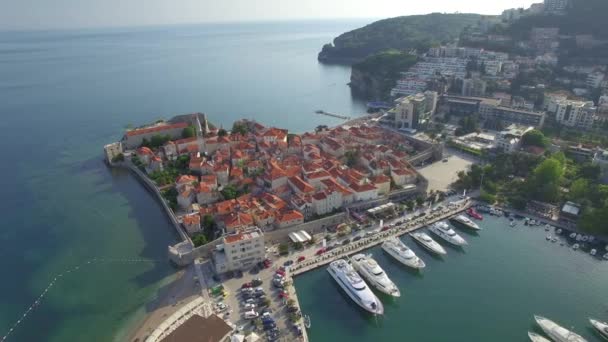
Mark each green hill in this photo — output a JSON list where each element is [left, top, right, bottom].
[[318, 13, 483, 63], [349, 51, 418, 99]]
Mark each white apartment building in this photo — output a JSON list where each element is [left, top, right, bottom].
[[462, 78, 487, 97], [390, 77, 428, 97], [593, 150, 608, 183], [495, 125, 534, 153], [544, 0, 568, 13], [554, 100, 597, 129], [483, 60, 503, 76], [409, 57, 467, 79], [586, 72, 605, 89], [213, 227, 265, 274]]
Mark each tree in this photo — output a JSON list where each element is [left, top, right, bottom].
[[221, 185, 238, 200], [111, 153, 125, 163], [202, 215, 216, 240], [344, 150, 359, 167], [529, 157, 564, 203], [231, 122, 248, 136], [578, 163, 600, 180], [278, 243, 289, 255], [521, 129, 547, 148], [415, 197, 425, 207], [192, 234, 208, 247], [182, 126, 196, 138], [405, 200, 415, 211], [569, 179, 589, 201], [218, 129, 228, 137]]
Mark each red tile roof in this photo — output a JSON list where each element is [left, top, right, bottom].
[[289, 176, 315, 193]]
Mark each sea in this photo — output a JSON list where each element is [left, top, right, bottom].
[[0, 20, 368, 342], [2, 20, 608, 342], [295, 215, 608, 342]]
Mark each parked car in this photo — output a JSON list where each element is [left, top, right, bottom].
[[241, 282, 253, 289], [283, 260, 294, 267], [244, 303, 256, 310], [353, 236, 362, 242], [297, 256, 306, 263], [243, 310, 258, 319], [264, 323, 277, 330], [341, 239, 351, 245], [315, 248, 326, 255], [251, 278, 263, 286]]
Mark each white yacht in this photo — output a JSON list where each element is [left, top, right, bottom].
[[410, 232, 447, 255], [350, 254, 400, 297], [381, 237, 425, 269], [449, 214, 481, 230], [589, 318, 608, 340], [528, 332, 551, 342], [327, 259, 384, 315], [534, 315, 587, 342], [429, 221, 467, 246]]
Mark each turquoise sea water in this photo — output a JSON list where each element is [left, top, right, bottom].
[[295, 216, 608, 341], [0, 21, 368, 341]]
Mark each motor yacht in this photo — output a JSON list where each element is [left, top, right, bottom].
[[381, 237, 425, 269], [327, 259, 384, 315], [410, 232, 447, 255], [449, 214, 481, 230], [429, 221, 467, 246], [534, 315, 587, 342], [350, 254, 400, 297]]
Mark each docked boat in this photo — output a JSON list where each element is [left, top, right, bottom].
[[590, 249, 597, 256], [382, 237, 425, 269], [528, 332, 551, 342], [534, 315, 587, 342], [327, 259, 384, 315], [429, 221, 467, 246], [466, 207, 483, 220], [410, 232, 447, 255], [449, 214, 481, 231], [350, 254, 401, 297], [589, 318, 608, 340]]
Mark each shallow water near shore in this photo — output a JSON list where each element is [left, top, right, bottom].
[[295, 216, 608, 341], [0, 20, 367, 341]]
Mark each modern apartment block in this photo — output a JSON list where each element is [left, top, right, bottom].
[[213, 227, 265, 274]]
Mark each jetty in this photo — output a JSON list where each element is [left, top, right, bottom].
[[289, 199, 472, 276], [315, 110, 351, 120]]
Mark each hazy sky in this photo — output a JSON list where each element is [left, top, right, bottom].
[[1, 0, 539, 30]]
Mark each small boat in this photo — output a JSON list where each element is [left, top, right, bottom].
[[382, 237, 425, 269], [510, 221, 517, 227], [556, 229, 562, 234], [528, 332, 551, 342], [589, 318, 608, 340], [304, 314, 311, 329], [570, 233, 577, 239], [582, 235, 589, 242], [588, 236, 595, 242], [327, 259, 384, 315], [530, 219, 537, 225], [449, 214, 481, 231], [534, 315, 587, 342], [590, 249, 597, 256], [603, 253, 608, 260], [573, 243, 580, 250], [350, 254, 401, 297], [552, 237, 557, 243], [410, 232, 447, 255], [525, 218, 530, 225], [576, 234, 583, 241], [429, 221, 467, 246], [466, 207, 483, 220], [546, 235, 552, 241]]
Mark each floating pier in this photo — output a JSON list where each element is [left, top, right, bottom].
[[315, 110, 351, 120]]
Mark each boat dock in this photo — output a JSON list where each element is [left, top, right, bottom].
[[289, 199, 472, 276], [315, 110, 351, 120]]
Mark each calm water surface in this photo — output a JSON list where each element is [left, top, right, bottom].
[[0, 20, 368, 341], [295, 216, 608, 341]]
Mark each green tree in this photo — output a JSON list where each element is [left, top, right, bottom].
[[221, 185, 238, 200], [415, 196, 425, 207], [202, 214, 216, 240], [529, 157, 564, 203], [278, 243, 289, 255], [111, 153, 125, 163], [192, 234, 208, 247], [218, 129, 228, 137], [182, 126, 196, 138], [231, 122, 249, 136], [569, 179, 589, 201], [521, 129, 548, 148], [344, 150, 360, 167], [578, 163, 600, 180], [405, 200, 415, 211]]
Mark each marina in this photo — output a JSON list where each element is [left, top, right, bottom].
[[314, 110, 352, 120], [294, 211, 608, 342]]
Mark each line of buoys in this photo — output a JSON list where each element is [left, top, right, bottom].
[[1, 257, 161, 342]]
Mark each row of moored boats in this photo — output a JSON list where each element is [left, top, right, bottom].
[[530, 315, 608, 342], [326, 214, 481, 315]]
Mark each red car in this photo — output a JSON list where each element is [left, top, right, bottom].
[[297, 256, 306, 263], [315, 248, 326, 256], [276, 269, 285, 276], [241, 282, 253, 289], [381, 226, 390, 231]]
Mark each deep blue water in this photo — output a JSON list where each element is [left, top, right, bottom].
[[0, 20, 369, 341]]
